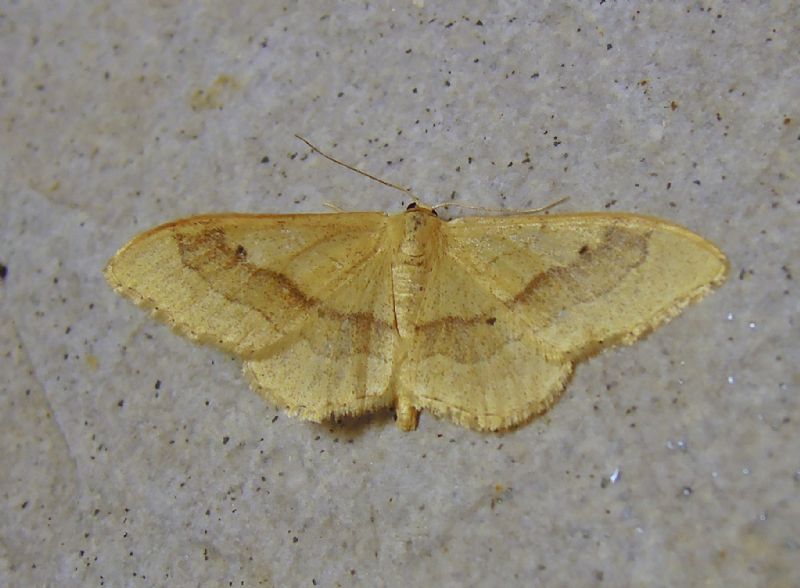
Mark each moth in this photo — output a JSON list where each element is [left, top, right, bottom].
[[104, 139, 728, 431]]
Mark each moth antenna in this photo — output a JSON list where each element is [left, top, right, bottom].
[[431, 196, 570, 215], [322, 201, 346, 213], [295, 135, 423, 204]]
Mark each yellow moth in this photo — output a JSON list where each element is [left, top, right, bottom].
[[104, 140, 728, 431]]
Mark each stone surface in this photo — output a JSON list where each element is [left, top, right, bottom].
[[1, 1, 797, 586]]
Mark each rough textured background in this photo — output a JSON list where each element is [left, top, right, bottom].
[[1, 1, 798, 586]]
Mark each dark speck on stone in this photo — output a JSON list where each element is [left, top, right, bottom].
[[222, 436, 230, 445], [0, 263, 6, 280]]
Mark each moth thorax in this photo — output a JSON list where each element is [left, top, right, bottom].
[[399, 210, 441, 258]]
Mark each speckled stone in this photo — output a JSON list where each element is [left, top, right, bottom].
[[1, 1, 797, 586]]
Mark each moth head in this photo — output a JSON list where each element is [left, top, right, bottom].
[[406, 201, 438, 217]]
